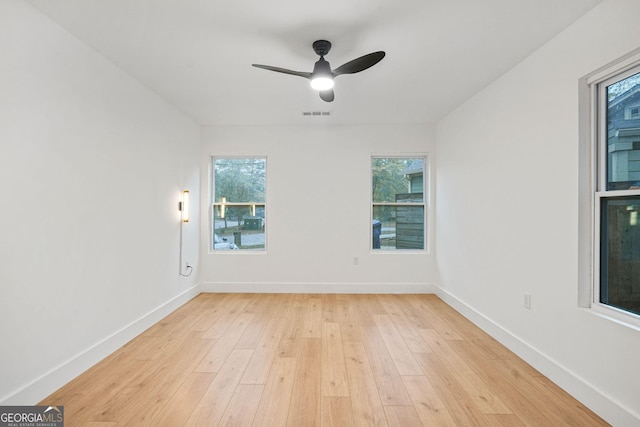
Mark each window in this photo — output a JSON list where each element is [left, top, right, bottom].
[[593, 63, 640, 317], [371, 156, 427, 251], [211, 157, 266, 251]]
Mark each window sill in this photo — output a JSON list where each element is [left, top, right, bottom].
[[584, 303, 640, 333]]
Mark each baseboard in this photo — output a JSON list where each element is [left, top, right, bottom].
[[434, 286, 640, 427], [200, 281, 437, 294], [1, 284, 201, 405]]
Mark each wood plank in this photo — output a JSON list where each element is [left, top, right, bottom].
[[41, 357, 148, 423], [218, 384, 264, 426], [147, 372, 215, 427], [235, 311, 270, 350], [79, 359, 157, 423], [321, 322, 350, 396], [302, 295, 322, 338], [194, 313, 253, 373], [488, 358, 608, 426], [114, 333, 214, 425], [287, 338, 322, 427], [372, 314, 422, 375], [343, 342, 388, 427], [277, 306, 305, 358], [387, 294, 433, 329], [185, 349, 254, 426], [484, 414, 527, 426], [200, 295, 252, 339], [413, 352, 493, 426], [418, 328, 474, 375], [446, 340, 561, 426], [346, 294, 376, 326], [531, 376, 608, 426], [241, 316, 287, 384], [360, 325, 412, 406], [321, 396, 355, 427], [334, 295, 362, 343], [407, 295, 463, 340], [376, 295, 432, 353], [80, 423, 117, 427], [322, 294, 339, 323], [454, 371, 513, 415], [401, 375, 457, 426], [253, 357, 298, 427], [383, 405, 423, 427]]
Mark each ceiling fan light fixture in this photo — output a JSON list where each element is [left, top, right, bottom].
[[310, 76, 334, 91], [310, 56, 334, 91]]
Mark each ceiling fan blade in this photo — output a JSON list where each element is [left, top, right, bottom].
[[319, 89, 334, 102], [332, 51, 385, 76], [252, 64, 311, 79]]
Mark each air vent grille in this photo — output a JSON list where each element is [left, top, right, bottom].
[[302, 111, 331, 117]]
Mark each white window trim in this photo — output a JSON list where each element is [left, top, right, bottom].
[[370, 154, 430, 254], [582, 49, 640, 328]]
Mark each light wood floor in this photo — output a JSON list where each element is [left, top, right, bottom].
[[41, 293, 608, 426]]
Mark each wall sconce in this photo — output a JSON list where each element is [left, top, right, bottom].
[[178, 189, 193, 277], [179, 190, 190, 223]]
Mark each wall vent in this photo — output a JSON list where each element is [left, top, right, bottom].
[[302, 111, 331, 117]]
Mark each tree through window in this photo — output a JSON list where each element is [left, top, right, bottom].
[[372, 157, 427, 251], [212, 157, 266, 251]]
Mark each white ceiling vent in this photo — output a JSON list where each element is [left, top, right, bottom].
[[302, 111, 331, 117]]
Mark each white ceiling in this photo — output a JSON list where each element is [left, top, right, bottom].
[[27, 0, 602, 127]]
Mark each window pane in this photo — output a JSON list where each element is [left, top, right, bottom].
[[606, 71, 640, 190], [214, 158, 266, 202], [600, 196, 640, 315], [213, 204, 265, 250], [372, 205, 424, 250], [372, 158, 424, 203], [213, 157, 266, 251]]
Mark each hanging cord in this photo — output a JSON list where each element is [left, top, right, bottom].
[[179, 208, 193, 277], [180, 264, 193, 277]]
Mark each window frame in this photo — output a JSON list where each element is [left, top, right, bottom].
[[587, 54, 640, 326], [370, 155, 429, 253], [210, 156, 267, 253]]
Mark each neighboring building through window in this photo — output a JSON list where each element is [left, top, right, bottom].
[[211, 157, 266, 251], [372, 157, 427, 251], [594, 64, 640, 317]]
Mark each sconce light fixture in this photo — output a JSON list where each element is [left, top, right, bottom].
[[179, 190, 190, 223]]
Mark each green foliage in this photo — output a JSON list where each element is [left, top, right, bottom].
[[372, 158, 411, 203], [214, 158, 266, 203]]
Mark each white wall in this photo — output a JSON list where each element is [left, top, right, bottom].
[[435, 0, 640, 424], [199, 124, 436, 293], [0, 1, 201, 404]]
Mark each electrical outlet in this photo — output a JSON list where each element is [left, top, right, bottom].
[[524, 293, 532, 310], [353, 257, 359, 265]]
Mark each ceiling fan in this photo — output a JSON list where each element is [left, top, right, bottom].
[[252, 40, 385, 102]]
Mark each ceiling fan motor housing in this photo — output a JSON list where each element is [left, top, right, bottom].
[[312, 57, 332, 76], [312, 40, 332, 57]]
